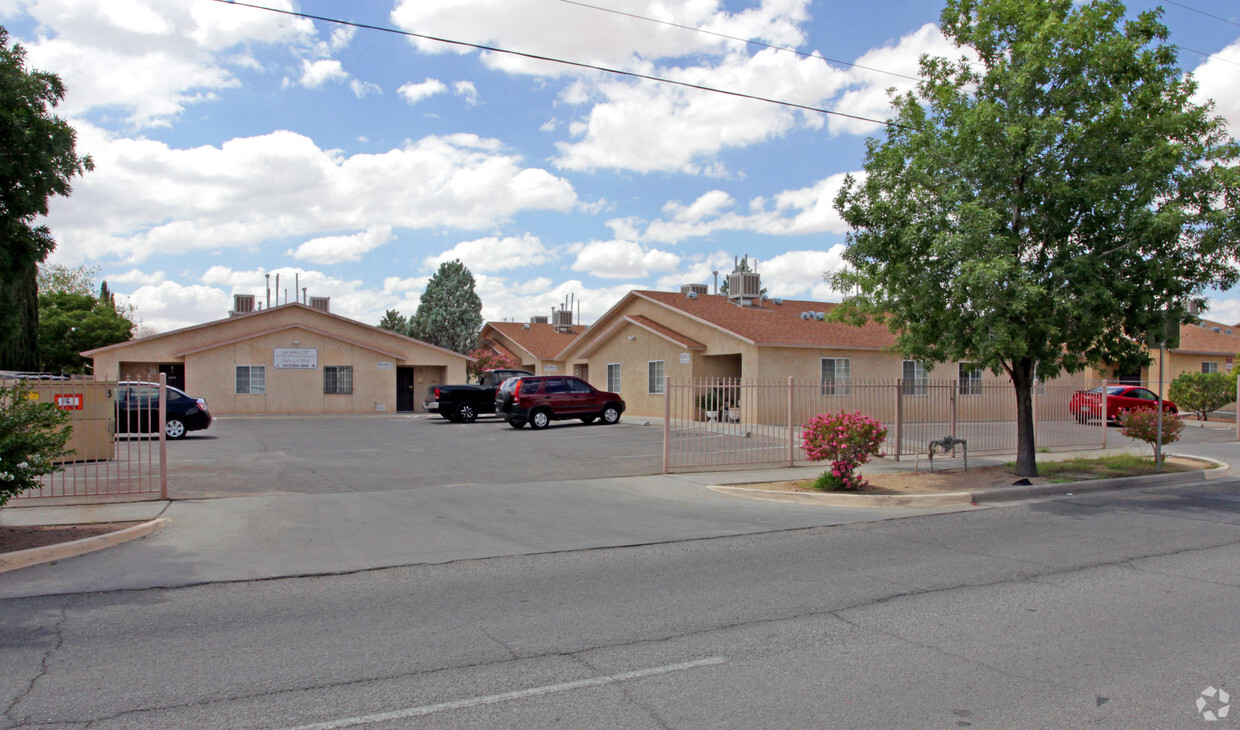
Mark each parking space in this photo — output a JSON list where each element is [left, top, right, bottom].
[[165, 414, 667, 499]]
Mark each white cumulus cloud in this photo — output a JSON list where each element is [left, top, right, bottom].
[[571, 240, 680, 279]]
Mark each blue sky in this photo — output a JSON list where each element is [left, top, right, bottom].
[[4, 0, 1239, 333]]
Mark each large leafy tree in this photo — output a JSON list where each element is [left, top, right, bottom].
[[38, 291, 134, 374], [831, 0, 1240, 477], [0, 28, 93, 370], [409, 259, 483, 354]]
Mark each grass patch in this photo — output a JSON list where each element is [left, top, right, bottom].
[[1006, 453, 1200, 481]]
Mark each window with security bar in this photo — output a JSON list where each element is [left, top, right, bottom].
[[959, 362, 982, 396], [324, 365, 353, 394]]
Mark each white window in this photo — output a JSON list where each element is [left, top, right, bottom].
[[1203, 362, 1219, 374], [902, 360, 928, 396], [1033, 363, 1046, 396], [324, 365, 353, 394], [607, 363, 621, 393], [236, 365, 266, 394], [821, 358, 851, 395], [648, 360, 665, 394], [959, 362, 982, 396]]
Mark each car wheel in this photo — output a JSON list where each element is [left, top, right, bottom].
[[601, 404, 621, 424], [455, 403, 477, 423], [165, 418, 187, 439], [580, 416, 597, 424], [530, 409, 551, 430], [509, 419, 525, 429]]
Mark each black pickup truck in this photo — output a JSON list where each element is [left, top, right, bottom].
[[424, 369, 533, 422]]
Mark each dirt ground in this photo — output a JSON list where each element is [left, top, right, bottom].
[[736, 456, 1205, 495], [0, 522, 142, 554]]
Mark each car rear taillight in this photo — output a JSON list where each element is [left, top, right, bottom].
[[197, 398, 207, 411], [434, 387, 441, 399], [512, 379, 523, 405]]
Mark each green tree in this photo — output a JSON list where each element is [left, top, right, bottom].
[[0, 29, 93, 370], [1168, 371, 1237, 422], [409, 260, 483, 354], [38, 291, 134, 373], [376, 309, 409, 336], [1, 378, 71, 507], [37, 263, 98, 296], [830, 0, 1240, 477]]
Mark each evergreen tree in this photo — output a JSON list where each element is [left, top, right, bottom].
[[0, 28, 93, 370], [409, 260, 483, 354], [377, 309, 409, 336]]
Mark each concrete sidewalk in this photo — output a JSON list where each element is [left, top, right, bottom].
[[0, 441, 1235, 599]]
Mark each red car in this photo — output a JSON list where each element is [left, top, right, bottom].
[[1069, 386, 1177, 423], [494, 375, 625, 429]]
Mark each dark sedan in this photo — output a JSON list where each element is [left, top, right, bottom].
[[116, 381, 212, 439]]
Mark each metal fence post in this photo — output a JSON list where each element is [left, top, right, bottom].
[[662, 375, 671, 474], [894, 379, 904, 461], [159, 372, 168, 500], [787, 376, 795, 467]]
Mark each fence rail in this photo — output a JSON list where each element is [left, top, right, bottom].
[[6, 374, 167, 503], [663, 377, 1114, 473]]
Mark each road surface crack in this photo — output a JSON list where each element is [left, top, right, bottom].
[[3, 606, 67, 728]]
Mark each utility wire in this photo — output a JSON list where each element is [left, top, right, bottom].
[[1160, 0, 1240, 29], [550, 0, 923, 83], [211, 0, 898, 130]]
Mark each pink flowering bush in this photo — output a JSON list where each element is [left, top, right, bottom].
[[801, 410, 888, 491], [1117, 407, 1183, 457]]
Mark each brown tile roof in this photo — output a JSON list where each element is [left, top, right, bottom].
[[484, 321, 586, 360], [634, 291, 897, 350], [478, 338, 522, 364], [1176, 321, 1240, 355]]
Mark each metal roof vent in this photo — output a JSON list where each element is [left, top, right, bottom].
[[687, 291, 698, 300], [773, 298, 783, 305], [522, 323, 530, 329], [816, 312, 825, 321], [800, 312, 811, 320]]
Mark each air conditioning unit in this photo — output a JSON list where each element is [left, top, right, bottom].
[[530, 316, 549, 325], [552, 308, 573, 333], [727, 271, 761, 302], [309, 296, 330, 313], [680, 283, 708, 297], [231, 294, 255, 316]]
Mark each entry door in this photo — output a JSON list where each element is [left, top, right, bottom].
[[396, 367, 415, 412], [159, 363, 185, 391]]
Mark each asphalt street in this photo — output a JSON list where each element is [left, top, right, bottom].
[[5, 478, 1240, 728]]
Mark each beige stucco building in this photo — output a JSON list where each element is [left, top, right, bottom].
[[555, 284, 1042, 419], [84, 302, 470, 415]]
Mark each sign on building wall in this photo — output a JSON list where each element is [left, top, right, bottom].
[[544, 364, 559, 372], [274, 348, 318, 369], [377, 361, 394, 371], [680, 353, 691, 364]]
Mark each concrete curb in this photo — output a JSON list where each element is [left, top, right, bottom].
[[709, 455, 1232, 508], [0, 518, 169, 574]]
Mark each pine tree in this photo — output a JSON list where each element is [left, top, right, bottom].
[[409, 260, 483, 354]]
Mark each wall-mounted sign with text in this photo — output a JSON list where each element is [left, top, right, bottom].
[[274, 348, 318, 369]]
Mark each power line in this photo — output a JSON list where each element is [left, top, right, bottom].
[[550, 0, 924, 83], [210, 0, 898, 130], [1160, 0, 1240, 29], [1175, 45, 1240, 69]]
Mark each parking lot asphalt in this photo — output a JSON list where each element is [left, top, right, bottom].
[[165, 413, 668, 499]]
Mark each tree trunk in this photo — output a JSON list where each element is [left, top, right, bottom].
[[0, 260, 39, 371], [1012, 357, 1039, 478]]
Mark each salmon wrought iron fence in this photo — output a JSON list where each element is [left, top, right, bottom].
[[6, 374, 168, 503], [662, 377, 1109, 473]]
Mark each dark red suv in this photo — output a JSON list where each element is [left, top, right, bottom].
[[494, 375, 625, 429]]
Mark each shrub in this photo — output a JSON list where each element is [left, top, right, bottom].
[[0, 379, 73, 507], [1117, 407, 1183, 456], [802, 410, 888, 490], [1168, 371, 1236, 422]]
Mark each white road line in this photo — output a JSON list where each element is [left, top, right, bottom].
[[279, 656, 726, 730]]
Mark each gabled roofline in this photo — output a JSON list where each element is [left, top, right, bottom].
[[82, 302, 473, 362], [573, 315, 706, 358], [479, 323, 539, 362], [173, 324, 405, 360]]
